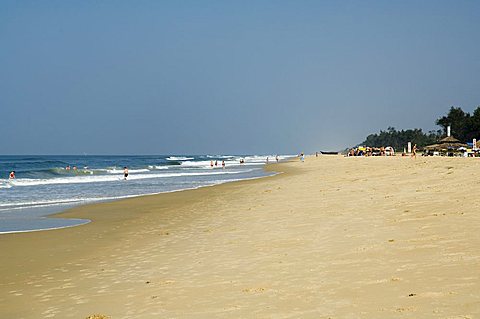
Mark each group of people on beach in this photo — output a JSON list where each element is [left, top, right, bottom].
[[347, 145, 417, 158], [348, 147, 394, 157]]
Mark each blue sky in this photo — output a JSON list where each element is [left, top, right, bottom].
[[1, 0, 479, 154]]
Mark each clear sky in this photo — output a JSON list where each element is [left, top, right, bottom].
[[1, 0, 479, 155]]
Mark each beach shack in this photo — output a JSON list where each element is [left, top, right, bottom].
[[424, 136, 468, 156]]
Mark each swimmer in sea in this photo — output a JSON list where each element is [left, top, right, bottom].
[[124, 166, 129, 180], [9, 171, 15, 179]]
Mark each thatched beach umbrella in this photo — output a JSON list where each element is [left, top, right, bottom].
[[425, 135, 468, 152], [438, 136, 464, 144], [424, 144, 440, 151]]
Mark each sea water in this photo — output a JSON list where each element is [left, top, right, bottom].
[[0, 155, 291, 234]]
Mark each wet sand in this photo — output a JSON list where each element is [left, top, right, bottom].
[[1, 156, 479, 318]]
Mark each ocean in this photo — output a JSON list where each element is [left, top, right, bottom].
[[0, 154, 291, 234]]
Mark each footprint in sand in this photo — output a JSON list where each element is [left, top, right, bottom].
[[242, 287, 266, 293], [395, 306, 415, 313]]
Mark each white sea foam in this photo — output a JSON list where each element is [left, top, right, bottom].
[[0, 220, 92, 235], [180, 159, 244, 169], [6, 169, 252, 187], [148, 165, 169, 170], [106, 168, 150, 174], [205, 155, 235, 159], [166, 156, 194, 161], [0, 198, 92, 210], [0, 194, 142, 211], [0, 170, 270, 213], [179, 156, 283, 169], [0, 181, 12, 189], [180, 160, 216, 168]]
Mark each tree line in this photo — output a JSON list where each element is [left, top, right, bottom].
[[361, 106, 480, 150]]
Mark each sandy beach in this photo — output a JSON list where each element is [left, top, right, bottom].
[[1, 156, 479, 318]]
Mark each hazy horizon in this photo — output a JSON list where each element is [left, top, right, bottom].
[[1, 1, 479, 155]]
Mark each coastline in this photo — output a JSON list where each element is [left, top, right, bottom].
[[0, 161, 292, 318], [1, 156, 479, 318], [0, 157, 278, 234]]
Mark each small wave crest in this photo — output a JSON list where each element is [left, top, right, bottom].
[[105, 168, 150, 174], [180, 160, 215, 169], [148, 165, 169, 170], [0, 194, 141, 212], [166, 156, 194, 161], [0, 181, 13, 189], [6, 169, 252, 187], [47, 167, 95, 175]]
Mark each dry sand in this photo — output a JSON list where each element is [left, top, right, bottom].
[[1, 156, 479, 318]]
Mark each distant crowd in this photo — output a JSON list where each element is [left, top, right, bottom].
[[347, 145, 418, 157], [347, 146, 396, 157]]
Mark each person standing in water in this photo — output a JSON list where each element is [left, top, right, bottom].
[[222, 161, 225, 169], [9, 171, 15, 179], [124, 166, 129, 180]]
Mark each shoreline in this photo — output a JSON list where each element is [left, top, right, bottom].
[[1, 156, 479, 318], [0, 219, 91, 235], [53, 166, 283, 220], [1, 164, 282, 235], [51, 161, 289, 224]]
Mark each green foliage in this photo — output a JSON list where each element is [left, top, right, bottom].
[[361, 127, 440, 150], [436, 106, 480, 142], [360, 105, 480, 150]]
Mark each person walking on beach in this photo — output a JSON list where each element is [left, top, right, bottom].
[[9, 171, 15, 179], [412, 144, 417, 159], [123, 166, 129, 180], [276, 155, 279, 162]]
